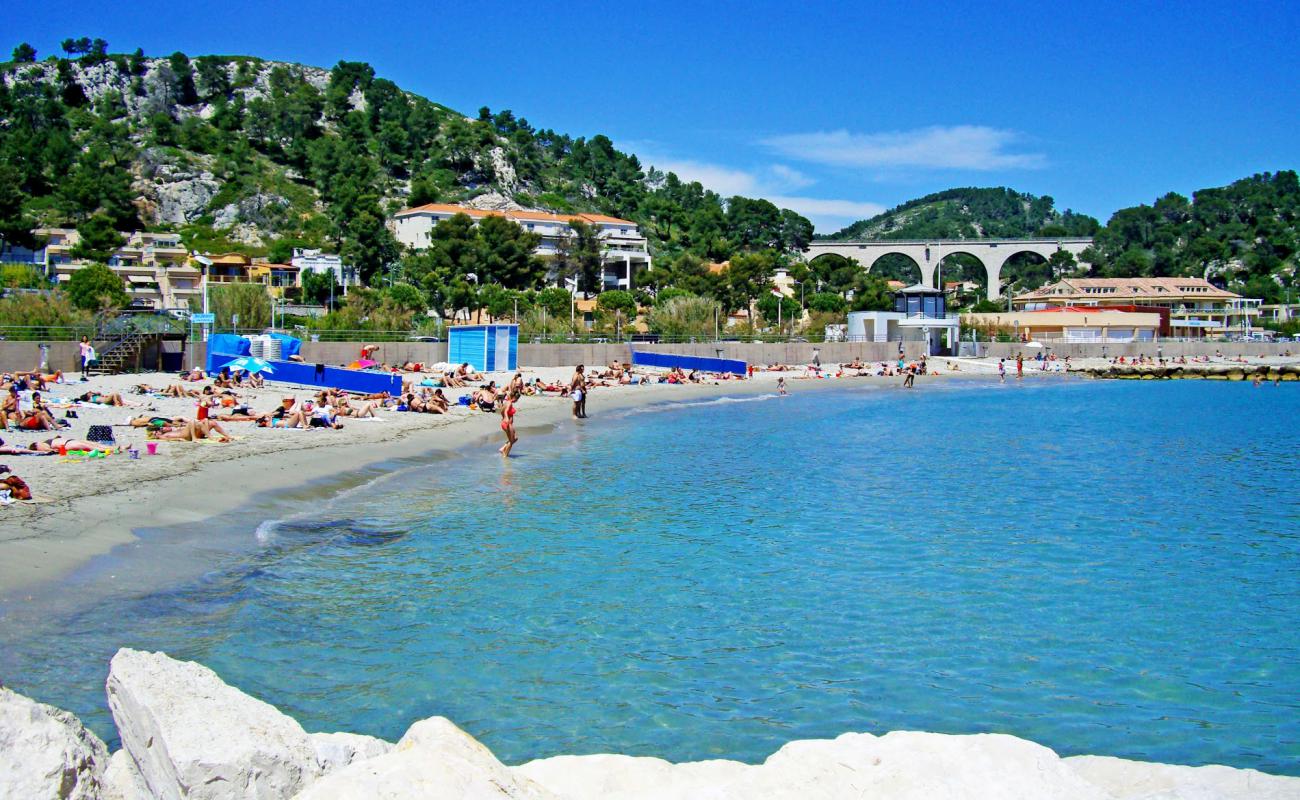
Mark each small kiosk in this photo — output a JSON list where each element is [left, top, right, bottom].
[[448, 324, 518, 373]]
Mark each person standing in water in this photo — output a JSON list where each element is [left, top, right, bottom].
[[1016, 352, 1024, 379], [998, 358, 1007, 383], [902, 365, 915, 388], [571, 365, 587, 419], [777, 376, 787, 395], [498, 391, 518, 457]]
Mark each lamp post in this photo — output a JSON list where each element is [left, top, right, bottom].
[[465, 273, 479, 324]]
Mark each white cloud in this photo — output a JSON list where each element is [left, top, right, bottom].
[[768, 164, 814, 190], [632, 148, 884, 232], [761, 125, 1046, 171], [643, 157, 760, 196]]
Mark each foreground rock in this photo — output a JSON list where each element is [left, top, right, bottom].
[[3, 648, 1298, 799], [516, 731, 1112, 800], [294, 716, 557, 799], [0, 685, 109, 800], [1065, 755, 1300, 800], [107, 649, 323, 799]]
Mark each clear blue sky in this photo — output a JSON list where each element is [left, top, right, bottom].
[[9, 0, 1298, 232]]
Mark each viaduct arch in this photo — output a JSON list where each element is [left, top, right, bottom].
[[803, 238, 1093, 300]]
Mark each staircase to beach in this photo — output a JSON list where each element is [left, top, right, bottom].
[[86, 331, 158, 376]]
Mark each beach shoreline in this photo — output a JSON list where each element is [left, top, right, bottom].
[[0, 367, 853, 598], [5, 352, 1294, 598]]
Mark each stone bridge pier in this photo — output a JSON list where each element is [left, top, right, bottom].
[[803, 238, 1093, 300]]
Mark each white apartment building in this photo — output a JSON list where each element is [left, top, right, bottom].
[[391, 203, 650, 291], [291, 248, 355, 292]]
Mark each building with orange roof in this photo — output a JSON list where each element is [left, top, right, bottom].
[[391, 203, 650, 292], [1013, 276, 1261, 337]]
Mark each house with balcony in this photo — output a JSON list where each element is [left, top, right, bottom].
[[1012, 277, 1260, 338], [391, 203, 650, 291], [24, 228, 202, 310]]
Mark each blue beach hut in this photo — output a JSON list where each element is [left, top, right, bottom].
[[448, 324, 518, 373]]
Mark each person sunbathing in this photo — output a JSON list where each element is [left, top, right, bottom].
[[303, 401, 344, 429], [256, 397, 306, 428], [77, 390, 127, 406], [18, 395, 59, 431], [148, 418, 233, 442], [181, 367, 206, 382], [427, 388, 450, 413], [334, 395, 377, 418], [1, 389, 20, 428], [474, 384, 498, 412], [0, 466, 33, 501], [159, 384, 200, 398], [28, 436, 104, 453], [455, 363, 484, 382]]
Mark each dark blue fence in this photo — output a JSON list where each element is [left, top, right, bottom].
[[631, 350, 748, 375]]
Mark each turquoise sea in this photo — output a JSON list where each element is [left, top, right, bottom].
[[1, 378, 1297, 774]]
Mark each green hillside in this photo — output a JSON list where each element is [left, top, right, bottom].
[[820, 187, 1101, 241], [0, 41, 812, 288]]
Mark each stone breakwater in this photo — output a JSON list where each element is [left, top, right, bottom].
[[2, 650, 1297, 799], [1075, 363, 1300, 381]]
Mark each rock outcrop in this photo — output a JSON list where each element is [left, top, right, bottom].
[[106, 649, 322, 800], [2, 649, 1298, 799], [0, 685, 109, 800]]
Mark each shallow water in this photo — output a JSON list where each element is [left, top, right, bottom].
[[1, 378, 1298, 773]]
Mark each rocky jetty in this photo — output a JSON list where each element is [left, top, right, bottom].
[[2, 649, 1297, 799], [1075, 363, 1300, 381]]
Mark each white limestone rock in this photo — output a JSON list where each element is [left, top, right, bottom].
[[292, 715, 558, 800], [102, 749, 150, 800], [0, 685, 109, 800], [308, 731, 393, 773], [517, 731, 1115, 800], [515, 753, 747, 800], [1065, 754, 1300, 800], [106, 648, 322, 800]]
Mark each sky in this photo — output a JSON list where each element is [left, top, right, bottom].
[[8, 0, 1299, 233]]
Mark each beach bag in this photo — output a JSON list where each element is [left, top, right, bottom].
[[87, 424, 116, 445]]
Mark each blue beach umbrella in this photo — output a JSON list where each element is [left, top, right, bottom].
[[221, 356, 276, 374]]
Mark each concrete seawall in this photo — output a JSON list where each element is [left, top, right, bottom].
[[0, 339, 1293, 374]]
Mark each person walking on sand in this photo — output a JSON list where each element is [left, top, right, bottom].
[[498, 391, 518, 457], [998, 358, 1006, 383], [903, 365, 915, 388], [1016, 352, 1024, 379], [78, 336, 94, 381]]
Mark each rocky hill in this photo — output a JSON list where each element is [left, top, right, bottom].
[[0, 46, 813, 283]]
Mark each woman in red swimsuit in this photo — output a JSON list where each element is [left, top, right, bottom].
[[498, 391, 518, 458]]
